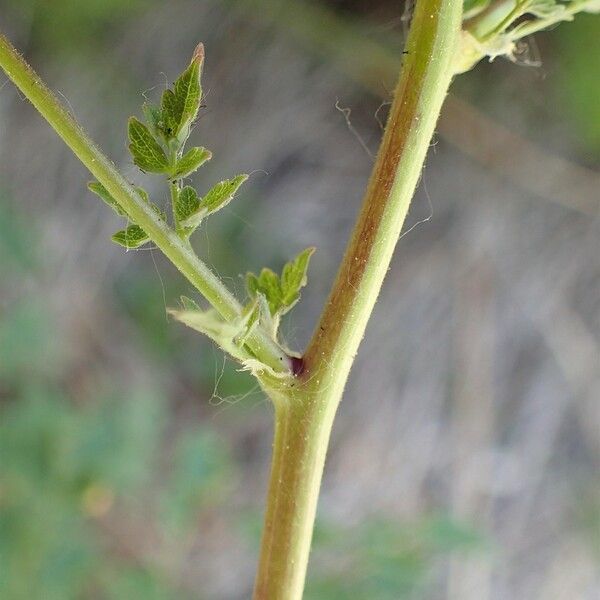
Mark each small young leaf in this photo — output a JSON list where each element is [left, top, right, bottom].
[[246, 268, 285, 316], [174, 186, 201, 224], [173, 147, 212, 178], [280, 247, 316, 310], [168, 306, 253, 365], [111, 224, 150, 249], [200, 174, 248, 216], [128, 117, 169, 173], [246, 247, 316, 323], [161, 44, 204, 143], [88, 181, 126, 216], [173, 44, 203, 135]]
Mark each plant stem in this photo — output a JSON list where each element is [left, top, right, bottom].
[[0, 34, 290, 375], [253, 0, 461, 597]]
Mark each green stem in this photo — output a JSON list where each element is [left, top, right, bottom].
[[0, 34, 290, 375], [169, 179, 182, 235], [253, 0, 461, 596]]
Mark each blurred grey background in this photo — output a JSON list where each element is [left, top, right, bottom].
[[0, 1, 598, 598]]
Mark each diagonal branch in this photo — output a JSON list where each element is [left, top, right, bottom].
[[0, 35, 291, 374]]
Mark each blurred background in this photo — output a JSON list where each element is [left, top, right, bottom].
[[0, 1, 598, 598]]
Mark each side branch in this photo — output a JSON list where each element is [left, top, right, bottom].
[[0, 35, 290, 374]]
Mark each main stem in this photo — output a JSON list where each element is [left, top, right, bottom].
[[0, 35, 289, 374], [253, 0, 461, 597]]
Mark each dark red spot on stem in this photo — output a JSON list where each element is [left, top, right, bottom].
[[290, 355, 305, 376]]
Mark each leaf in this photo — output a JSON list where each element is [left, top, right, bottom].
[[246, 268, 283, 316], [111, 224, 150, 249], [161, 44, 204, 142], [246, 248, 315, 318], [173, 45, 203, 134], [174, 186, 200, 225], [160, 90, 180, 138], [173, 147, 212, 178], [258, 269, 283, 314], [168, 305, 253, 365], [178, 175, 248, 231], [128, 117, 169, 173], [88, 181, 126, 216], [280, 247, 316, 311], [200, 174, 248, 216]]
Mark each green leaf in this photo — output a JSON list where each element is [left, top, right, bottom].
[[161, 44, 204, 142], [88, 181, 126, 216], [246, 248, 315, 318], [173, 45, 203, 134], [259, 269, 282, 314], [160, 89, 180, 138], [174, 186, 200, 225], [168, 306, 253, 365], [200, 174, 248, 216], [173, 147, 212, 178], [178, 175, 248, 231], [111, 224, 150, 249], [128, 117, 169, 173], [280, 247, 316, 311], [246, 268, 284, 316]]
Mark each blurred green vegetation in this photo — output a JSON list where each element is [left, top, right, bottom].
[[304, 516, 486, 599], [555, 14, 600, 156]]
